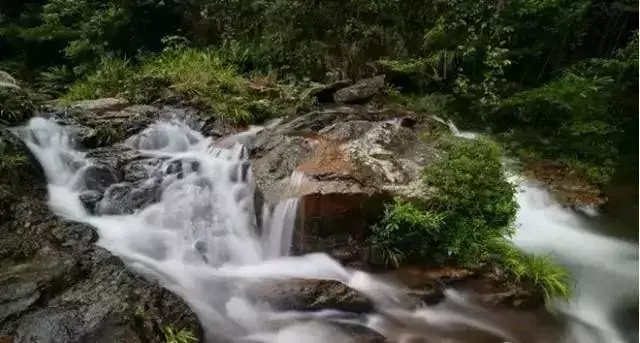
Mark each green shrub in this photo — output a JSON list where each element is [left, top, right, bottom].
[[422, 137, 518, 264], [139, 47, 255, 122], [370, 199, 445, 267], [0, 71, 41, 125], [384, 88, 451, 119], [370, 136, 518, 266]]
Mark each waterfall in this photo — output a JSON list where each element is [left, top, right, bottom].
[[14, 115, 632, 343]]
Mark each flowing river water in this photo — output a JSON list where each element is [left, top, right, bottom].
[[11, 116, 638, 343]]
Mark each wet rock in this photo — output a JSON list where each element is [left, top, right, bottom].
[[0, 282, 39, 324], [302, 80, 352, 103], [81, 164, 118, 193], [96, 183, 134, 215], [0, 196, 199, 342], [246, 279, 373, 313], [86, 145, 141, 179], [0, 130, 45, 193], [251, 112, 436, 264], [319, 120, 375, 141], [394, 266, 544, 310], [66, 103, 165, 148], [127, 181, 162, 210], [70, 98, 129, 114], [79, 190, 103, 214], [294, 189, 390, 263], [252, 136, 314, 203], [122, 158, 164, 183], [0, 248, 80, 325], [399, 116, 418, 128], [333, 75, 385, 104]]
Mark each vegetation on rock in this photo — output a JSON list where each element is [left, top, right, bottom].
[[163, 326, 197, 343], [61, 46, 311, 124], [370, 136, 572, 302], [0, 72, 42, 125]]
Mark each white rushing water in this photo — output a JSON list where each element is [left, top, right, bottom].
[[12, 116, 638, 343], [447, 123, 638, 343], [511, 173, 638, 343]]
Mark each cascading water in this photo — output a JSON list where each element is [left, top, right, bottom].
[[446, 122, 639, 343], [12, 115, 636, 343], [511, 174, 638, 343], [12, 116, 307, 341]]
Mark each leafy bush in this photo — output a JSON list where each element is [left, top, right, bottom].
[[0, 71, 41, 125], [384, 88, 451, 120], [421, 137, 518, 264], [370, 136, 518, 266], [62, 57, 135, 102]]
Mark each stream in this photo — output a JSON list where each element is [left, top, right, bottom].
[[11, 116, 638, 343], [512, 176, 638, 343], [451, 126, 639, 343]]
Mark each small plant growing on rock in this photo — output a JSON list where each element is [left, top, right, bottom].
[[486, 237, 572, 303], [163, 326, 197, 343]]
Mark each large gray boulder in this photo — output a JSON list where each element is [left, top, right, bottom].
[[250, 107, 436, 266], [333, 75, 385, 104]]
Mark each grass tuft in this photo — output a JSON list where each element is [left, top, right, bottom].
[[163, 326, 197, 343], [486, 237, 572, 303]]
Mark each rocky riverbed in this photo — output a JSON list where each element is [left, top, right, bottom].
[[0, 77, 555, 342]]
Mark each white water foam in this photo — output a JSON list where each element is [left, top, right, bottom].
[[13, 116, 634, 343]]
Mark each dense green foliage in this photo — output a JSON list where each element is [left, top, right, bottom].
[[492, 36, 639, 184], [370, 200, 445, 267], [371, 137, 518, 265]]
